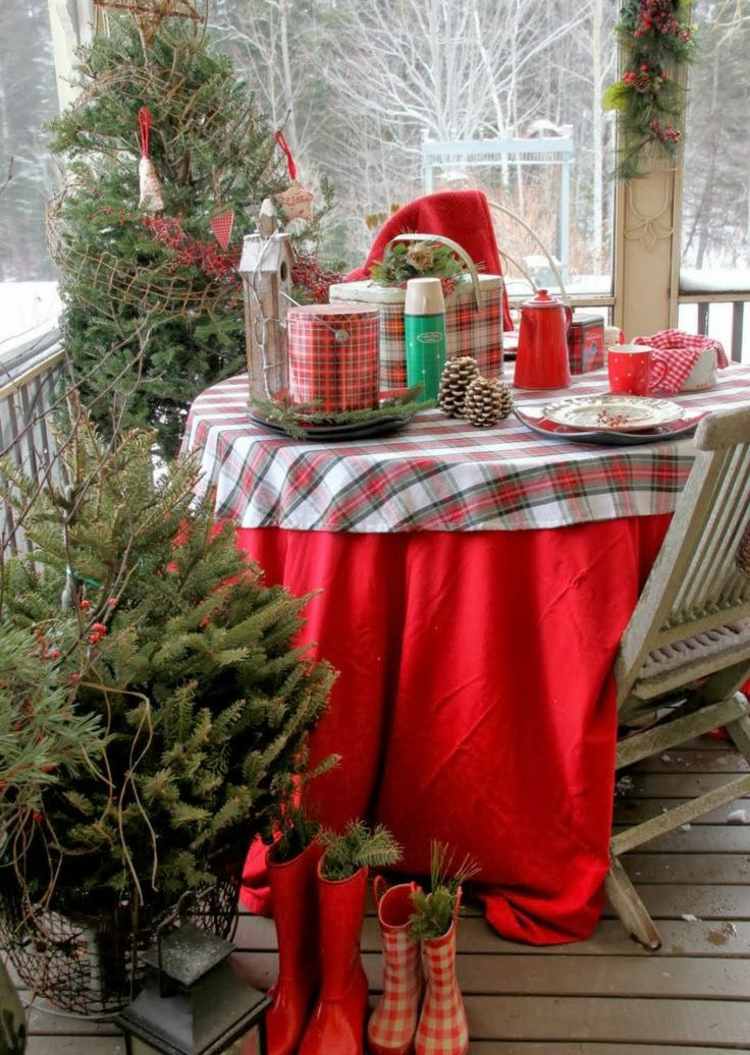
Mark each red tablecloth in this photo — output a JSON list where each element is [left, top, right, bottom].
[[238, 512, 671, 945]]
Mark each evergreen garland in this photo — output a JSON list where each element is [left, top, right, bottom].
[[603, 0, 695, 180], [409, 842, 479, 941], [370, 239, 467, 288], [0, 415, 335, 921]]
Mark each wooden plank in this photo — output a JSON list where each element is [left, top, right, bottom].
[[623, 771, 750, 797], [625, 852, 750, 883], [468, 1047, 750, 1054], [614, 795, 750, 825], [234, 949, 750, 999], [698, 301, 710, 334], [732, 300, 745, 363], [464, 995, 750, 1045], [613, 823, 750, 853], [27, 1041, 124, 1054], [635, 748, 749, 773], [603, 882, 750, 920], [235, 914, 750, 958], [617, 698, 748, 769]]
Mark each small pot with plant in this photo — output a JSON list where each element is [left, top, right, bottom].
[[297, 820, 401, 1055]]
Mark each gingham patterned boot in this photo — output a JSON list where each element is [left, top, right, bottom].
[[367, 877, 423, 1055], [414, 916, 468, 1055]]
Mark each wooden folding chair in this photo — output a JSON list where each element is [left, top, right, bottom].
[[607, 405, 750, 950]]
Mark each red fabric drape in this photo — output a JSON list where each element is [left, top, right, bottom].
[[344, 190, 514, 331], [239, 514, 671, 944]]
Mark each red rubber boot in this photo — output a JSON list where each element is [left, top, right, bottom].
[[246, 840, 322, 1055], [298, 861, 369, 1055]]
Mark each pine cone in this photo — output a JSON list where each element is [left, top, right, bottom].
[[438, 356, 479, 417], [464, 376, 514, 428]]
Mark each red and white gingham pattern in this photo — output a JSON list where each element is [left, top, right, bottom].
[[210, 208, 235, 250], [634, 329, 729, 395], [182, 365, 750, 534], [415, 923, 468, 1055], [375, 279, 504, 388], [367, 926, 422, 1053], [287, 305, 379, 412]]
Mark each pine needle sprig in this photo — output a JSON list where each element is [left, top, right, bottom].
[[319, 820, 402, 881], [409, 841, 480, 941]]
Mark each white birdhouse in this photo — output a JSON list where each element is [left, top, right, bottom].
[[239, 200, 296, 403]]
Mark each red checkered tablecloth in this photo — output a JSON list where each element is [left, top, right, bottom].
[[182, 366, 750, 533]]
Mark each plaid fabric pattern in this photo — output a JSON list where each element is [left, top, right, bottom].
[[569, 314, 605, 374], [375, 280, 504, 388], [367, 928, 422, 1053], [634, 329, 729, 395], [415, 923, 468, 1055], [287, 306, 379, 412], [182, 365, 750, 534]]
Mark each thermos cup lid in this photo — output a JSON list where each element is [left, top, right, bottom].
[[405, 277, 446, 316]]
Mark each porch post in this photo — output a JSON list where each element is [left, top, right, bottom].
[[613, 156, 684, 338], [47, 0, 95, 110]]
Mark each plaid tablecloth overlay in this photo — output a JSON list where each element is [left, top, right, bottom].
[[182, 366, 750, 533]]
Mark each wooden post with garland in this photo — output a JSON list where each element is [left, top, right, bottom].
[[607, 0, 695, 338]]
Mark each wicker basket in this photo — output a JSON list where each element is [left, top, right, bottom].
[[0, 878, 238, 1017]]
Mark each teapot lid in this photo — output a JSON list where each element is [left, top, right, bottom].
[[523, 288, 562, 309]]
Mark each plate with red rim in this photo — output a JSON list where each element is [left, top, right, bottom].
[[540, 393, 685, 432], [514, 407, 705, 447]]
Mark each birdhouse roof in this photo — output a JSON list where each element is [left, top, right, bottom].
[[239, 232, 294, 274]]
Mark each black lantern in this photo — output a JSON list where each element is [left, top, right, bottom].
[[115, 921, 269, 1055]]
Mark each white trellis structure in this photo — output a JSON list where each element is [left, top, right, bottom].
[[422, 135, 574, 282]]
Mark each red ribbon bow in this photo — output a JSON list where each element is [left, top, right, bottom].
[[274, 129, 298, 181]]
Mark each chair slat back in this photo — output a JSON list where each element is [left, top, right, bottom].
[[616, 406, 750, 703]]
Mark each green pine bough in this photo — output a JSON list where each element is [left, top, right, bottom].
[[0, 414, 335, 924], [48, 14, 332, 457], [409, 842, 480, 941], [603, 0, 695, 180], [319, 821, 402, 881]]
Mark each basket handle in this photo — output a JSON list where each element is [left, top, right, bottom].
[[384, 233, 481, 310]]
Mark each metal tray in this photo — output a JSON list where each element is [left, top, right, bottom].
[[249, 410, 417, 442]]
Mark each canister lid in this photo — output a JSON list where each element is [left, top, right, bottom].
[[404, 277, 446, 316], [287, 303, 378, 318]]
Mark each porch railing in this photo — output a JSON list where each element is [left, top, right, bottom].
[[678, 291, 749, 363], [0, 332, 66, 556]]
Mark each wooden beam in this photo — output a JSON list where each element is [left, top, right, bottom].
[[47, 0, 94, 110]]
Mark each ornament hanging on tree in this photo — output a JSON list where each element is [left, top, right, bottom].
[[464, 376, 514, 428], [210, 207, 235, 250], [437, 356, 479, 417], [273, 130, 314, 222], [137, 106, 164, 213]]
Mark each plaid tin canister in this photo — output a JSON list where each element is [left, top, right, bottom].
[[287, 304, 380, 412], [568, 312, 606, 374]]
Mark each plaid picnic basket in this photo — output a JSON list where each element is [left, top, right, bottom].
[[330, 234, 504, 389], [287, 303, 380, 411]]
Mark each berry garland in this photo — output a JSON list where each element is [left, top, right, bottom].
[[603, 0, 695, 180]]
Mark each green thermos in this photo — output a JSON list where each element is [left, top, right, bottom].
[[404, 277, 447, 402]]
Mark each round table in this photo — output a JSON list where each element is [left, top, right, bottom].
[[184, 365, 750, 944]]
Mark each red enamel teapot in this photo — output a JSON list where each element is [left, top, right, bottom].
[[514, 288, 572, 389]]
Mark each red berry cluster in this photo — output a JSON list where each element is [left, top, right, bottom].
[[35, 628, 61, 662], [649, 117, 681, 143], [634, 0, 692, 41], [291, 253, 344, 304], [623, 63, 666, 93], [88, 622, 108, 646], [143, 216, 241, 283]]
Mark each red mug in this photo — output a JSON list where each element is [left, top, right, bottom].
[[607, 344, 667, 396]]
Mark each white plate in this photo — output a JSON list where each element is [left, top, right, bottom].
[[541, 394, 685, 432]]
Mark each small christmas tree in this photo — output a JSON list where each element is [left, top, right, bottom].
[[48, 11, 292, 455], [0, 411, 335, 925]]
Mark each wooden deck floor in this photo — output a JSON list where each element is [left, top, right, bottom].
[[22, 737, 750, 1053]]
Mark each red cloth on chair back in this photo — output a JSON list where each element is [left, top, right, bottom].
[[344, 190, 513, 332]]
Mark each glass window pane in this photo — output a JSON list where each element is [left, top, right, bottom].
[[211, 0, 618, 300], [0, 0, 61, 344]]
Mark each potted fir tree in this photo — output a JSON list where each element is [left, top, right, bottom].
[[0, 414, 335, 1014]]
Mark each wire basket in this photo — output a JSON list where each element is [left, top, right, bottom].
[[0, 878, 238, 1017]]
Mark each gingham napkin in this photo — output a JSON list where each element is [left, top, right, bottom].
[[634, 329, 728, 395]]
